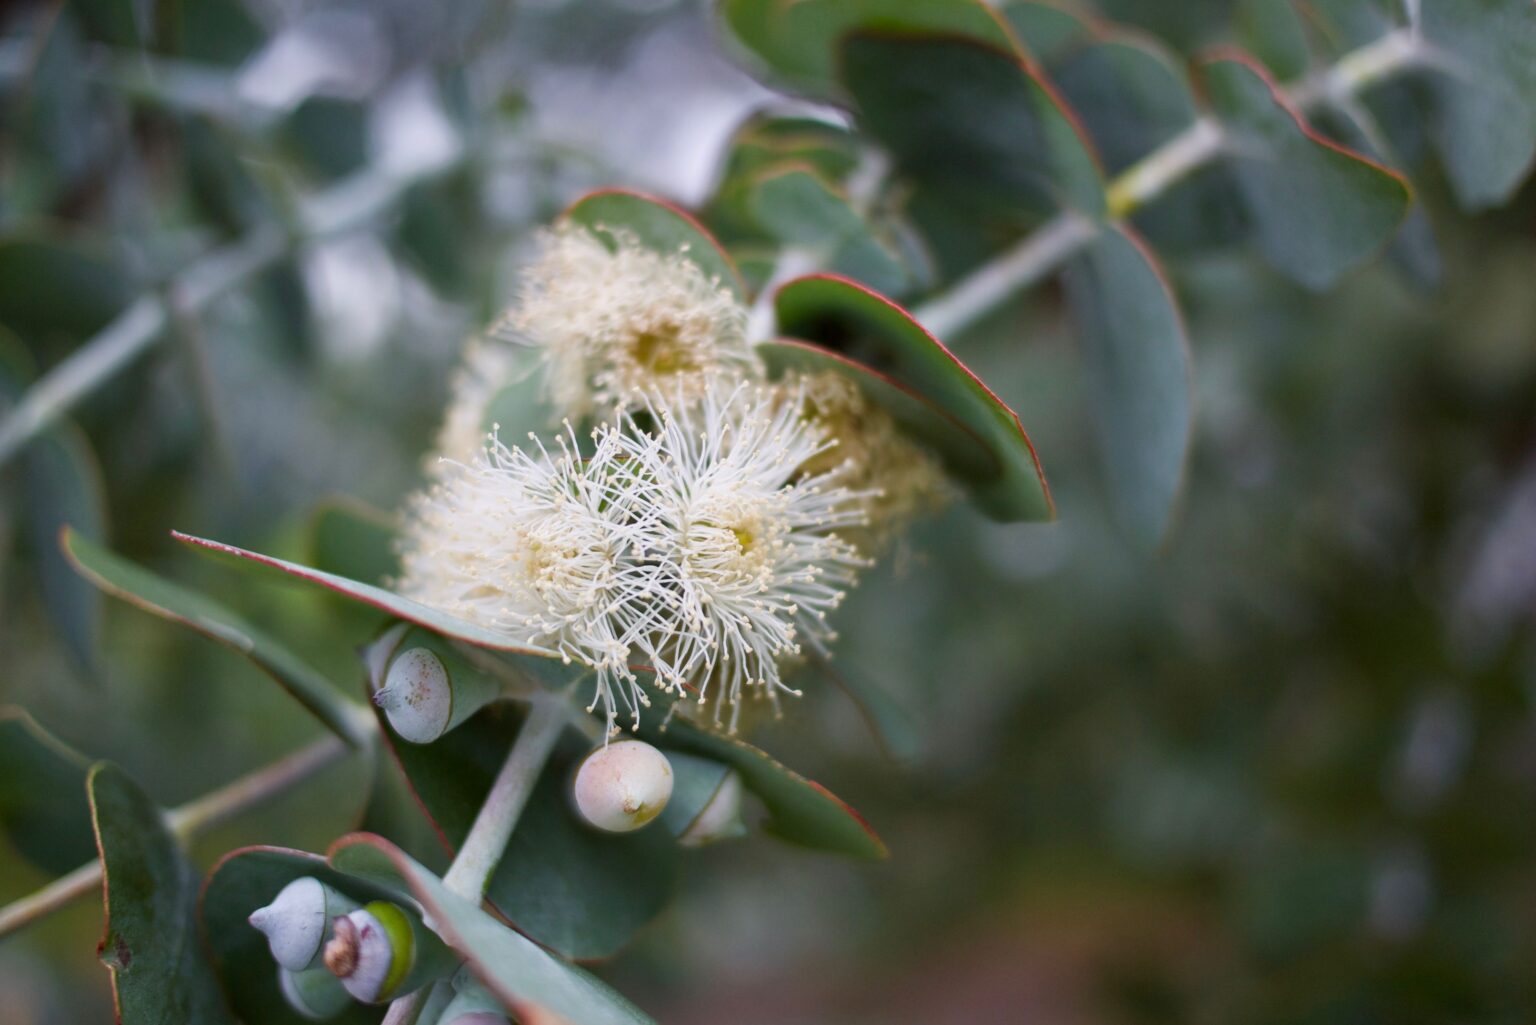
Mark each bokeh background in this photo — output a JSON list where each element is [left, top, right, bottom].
[[2, 0, 1535, 1022]]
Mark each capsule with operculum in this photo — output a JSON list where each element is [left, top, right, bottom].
[[278, 965, 353, 1021], [321, 900, 457, 1004], [248, 877, 360, 972], [572, 739, 674, 833], [363, 623, 502, 744]]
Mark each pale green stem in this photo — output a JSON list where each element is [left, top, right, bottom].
[[912, 26, 1423, 340], [381, 695, 567, 1024], [0, 150, 462, 469], [0, 731, 360, 940]]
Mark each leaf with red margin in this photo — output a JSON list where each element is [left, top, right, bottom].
[[64, 529, 372, 748], [759, 339, 998, 482], [90, 763, 237, 1025], [1418, 0, 1536, 211], [1201, 51, 1410, 289], [564, 188, 746, 301], [1062, 224, 1193, 546], [839, 30, 1105, 220], [721, 0, 1019, 100], [774, 274, 1053, 522], [200, 846, 393, 1025], [633, 710, 889, 860], [0, 706, 96, 874], [169, 531, 572, 686], [328, 833, 657, 1025], [375, 701, 680, 962]]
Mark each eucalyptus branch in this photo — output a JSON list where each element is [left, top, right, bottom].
[[0, 149, 464, 470], [0, 731, 359, 940], [380, 694, 567, 1025], [913, 26, 1422, 340]]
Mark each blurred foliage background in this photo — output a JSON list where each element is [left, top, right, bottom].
[[2, 0, 1535, 1022]]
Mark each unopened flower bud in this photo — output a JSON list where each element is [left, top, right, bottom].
[[366, 627, 501, 744], [573, 740, 673, 833], [248, 877, 359, 971], [322, 900, 454, 1004], [445, 1015, 512, 1025], [278, 965, 352, 1021], [678, 768, 746, 847]]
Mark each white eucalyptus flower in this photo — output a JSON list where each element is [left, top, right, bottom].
[[396, 383, 871, 734], [611, 383, 872, 731], [489, 225, 756, 422]]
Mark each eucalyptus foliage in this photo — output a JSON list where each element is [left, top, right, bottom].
[[2, 1, 1534, 1023]]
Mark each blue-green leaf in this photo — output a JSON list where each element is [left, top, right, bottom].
[[1062, 225, 1193, 545]]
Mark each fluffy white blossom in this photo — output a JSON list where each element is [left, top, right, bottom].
[[488, 225, 756, 423], [395, 383, 870, 733]]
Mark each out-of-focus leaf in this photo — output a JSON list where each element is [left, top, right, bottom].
[[379, 702, 678, 961], [809, 657, 924, 763], [998, 0, 1089, 63], [308, 498, 398, 587], [161, 0, 264, 66], [172, 532, 569, 677], [71, 0, 143, 48], [1053, 38, 1198, 174], [1314, 105, 1443, 289], [758, 339, 996, 485], [1417, 0, 1536, 210], [281, 97, 370, 181], [841, 32, 1105, 220], [0, 235, 133, 340], [329, 834, 657, 1024], [0, 329, 106, 673], [90, 764, 236, 1025], [657, 752, 735, 838], [0, 707, 95, 874], [24, 425, 106, 671], [63, 530, 371, 747], [201, 846, 393, 1025], [749, 165, 909, 296], [1203, 53, 1409, 288], [773, 274, 1053, 521], [1092, 0, 1235, 52], [722, 0, 1017, 100], [634, 710, 889, 860], [1062, 225, 1193, 545], [565, 189, 745, 301], [1235, 0, 1311, 80]]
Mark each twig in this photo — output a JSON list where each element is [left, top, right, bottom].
[[911, 27, 1422, 340], [0, 149, 462, 469], [380, 696, 566, 1024], [0, 731, 360, 940]]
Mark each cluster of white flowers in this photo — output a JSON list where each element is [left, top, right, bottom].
[[397, 225, 948, 732]]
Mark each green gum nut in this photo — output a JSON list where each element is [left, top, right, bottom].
[[278, 965, 353, 1021], [248, 877, 360, 971], [322, 900, 457, 1004], [364, 624, 502, 744]]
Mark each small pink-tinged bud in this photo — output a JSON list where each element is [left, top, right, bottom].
[[572, 740, 674, 833]]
